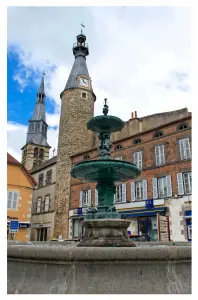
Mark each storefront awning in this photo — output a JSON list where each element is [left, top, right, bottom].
[[120, 207, 167, 218]]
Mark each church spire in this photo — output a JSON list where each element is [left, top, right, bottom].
[[64, 30, 90, 90]]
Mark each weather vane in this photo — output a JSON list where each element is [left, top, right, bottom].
[[80, 22, 85, 33]]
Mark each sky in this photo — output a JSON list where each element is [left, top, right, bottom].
[[7, 6, 192, 161]]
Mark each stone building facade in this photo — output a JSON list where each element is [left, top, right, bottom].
[[30, 156, 57, 241], [69, 110, 192, 242]]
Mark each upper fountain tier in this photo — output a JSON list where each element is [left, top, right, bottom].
[[86, 99, 125, 133]]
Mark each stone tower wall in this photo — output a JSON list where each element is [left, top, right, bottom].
[[22, 144, 50, 171], [54, 88, 95, 238]]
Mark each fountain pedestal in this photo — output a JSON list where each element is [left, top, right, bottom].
[[78, 219, 136, 247]]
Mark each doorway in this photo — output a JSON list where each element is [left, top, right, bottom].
[[138, 218, 150, 241], [37, 227, 47, 241]]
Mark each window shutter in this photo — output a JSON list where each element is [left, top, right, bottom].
[[155, 146, 160, 166], [95, 189, 98, 206], [88, 189, 91, 207], [166, 175, 172, 197], [185, 138, 191, 159], [152, 178, 158, 199], [177, 173, 184, 195], [122, 183, 126, 203], [161, 145, 165, 164], [131, 182, 136, 201], [179, 140, 185, 160], [80, 191, 83, 207], [142, 180, 148, 200], [138, 151, 142, 170], [12, 192, 18, 209], [7, 192, 12, 208]]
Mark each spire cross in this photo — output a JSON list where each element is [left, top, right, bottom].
[[43, 71, 46, 76], [80, 22, 85, 33]]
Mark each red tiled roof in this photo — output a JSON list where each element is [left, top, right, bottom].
[[7, 152, 37, 186], [7, 153, 20, 165]]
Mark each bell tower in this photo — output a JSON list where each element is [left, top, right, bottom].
[[21, 73, 51, 170], [54, 30, 96, 238]]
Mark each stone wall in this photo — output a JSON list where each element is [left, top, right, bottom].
[[7, 243, 191, 294], [54, 88, 95, 239]]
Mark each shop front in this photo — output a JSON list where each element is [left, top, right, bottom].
[[184, 210, 192, 241], [7, 221, 31, 241]]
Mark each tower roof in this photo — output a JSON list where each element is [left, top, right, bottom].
[[64, 31, 90, 91], [38, 72, 45, 94]]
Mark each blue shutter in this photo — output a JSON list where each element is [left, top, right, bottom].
[[80, 191, 83, 207], [142, 180, 147, 200], [122, 183, 126, 203], [152, 178, 158, 199], [166, 175, 172, 197], [131, 182, 136, 201], [177, 173, 184, 195], [88, 190, 91, 207], [95, 189, 98, 206]]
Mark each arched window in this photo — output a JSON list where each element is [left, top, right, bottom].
[[39, 149, 44, 160], [33, 160, 37, 168], [133, 138, 142, 145], [154, 131, 164, 138], [29, 123, 34, 132], [34, 148, 38, 157], [177, 124, 189, 131], [115, 144, 123, 150], [35, 123, 40, 132]]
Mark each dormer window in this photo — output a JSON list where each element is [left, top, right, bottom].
[[154, 131, 164, 138], [133, 138, 142, 145], [115, 144, 123, 150], [177, 124, 189, 131]]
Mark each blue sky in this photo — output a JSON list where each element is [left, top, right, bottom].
[[7, 6, 191, 161]]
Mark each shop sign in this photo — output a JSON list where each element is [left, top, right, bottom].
[[157, 214, 170, 241], [9, 220, 19, 233], [19, 223, 30, 228], [145, 199, 154, 209], [77, 207, 83, 215]]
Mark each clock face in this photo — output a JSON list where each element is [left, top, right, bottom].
[[79, 77, 89, 87]]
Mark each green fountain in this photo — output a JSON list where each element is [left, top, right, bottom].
[[70, 99, 141, 247]]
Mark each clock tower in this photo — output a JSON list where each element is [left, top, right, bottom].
[[54, 31, 96, 238]]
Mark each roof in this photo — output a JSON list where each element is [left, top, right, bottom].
[[38, 73, 45, 94], [30, 155, 57, 174], [7, 153, 37, 186]]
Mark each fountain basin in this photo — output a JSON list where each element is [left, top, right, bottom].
[[70, 159, 141, 182], [87, 115, 125, 133]]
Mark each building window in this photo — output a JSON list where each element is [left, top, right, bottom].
[[177, 124, 189, 131], [81, 92, 87, 99], [36, 197, 42, 213], [35, 123, 40, 132], [152, 176, 172, 199], [37, 228, 47, 241], [29, 123, 34, 132], [39, 149, 44, 160], [131, 180, 147, 201], [115, 144, 123, 150], [82, 190, 88, 207], [73, 219, 79, 238], [155, 145, 165, 166], [115, 157, 122, 160], [135, 181, 144, 200], [34, 147, 39, 157], [115, 185, 123, 203], [154, 131, 164, 138], [33, 160, 37, 169], [44, 196, 50, 212], [133, 151, 142, 170], [157, 177, 168, 198], [133, 138, 142, 145], [38, 173, 44, 188], [7, 191, 18, 209], [179, 138, 191, 160], [46, 169, 52, 185], [183, 172, 192, 195]]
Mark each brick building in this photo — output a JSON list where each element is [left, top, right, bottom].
[[68, 109, 192, 242]]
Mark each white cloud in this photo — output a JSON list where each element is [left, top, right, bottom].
[[7, 7, 191, 158]]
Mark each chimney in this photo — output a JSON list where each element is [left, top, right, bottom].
[[135, 111, 137, 118], [131, 111, 137, 119]]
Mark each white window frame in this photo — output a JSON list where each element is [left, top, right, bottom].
[[133, 151, 142, 170], [44, 196, 50, 212], [155, 145, 165, 166], [183, 172, 192, 195], [36, 197, 42, 213], [157, 177, 168, 198], [115, 157, 122, 160], [179, 138, 191, 160], [7, 191, 18, 209], [135, 181, 144, 200], [82, 190, 89, 207], [115, 185, 123, 203]]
